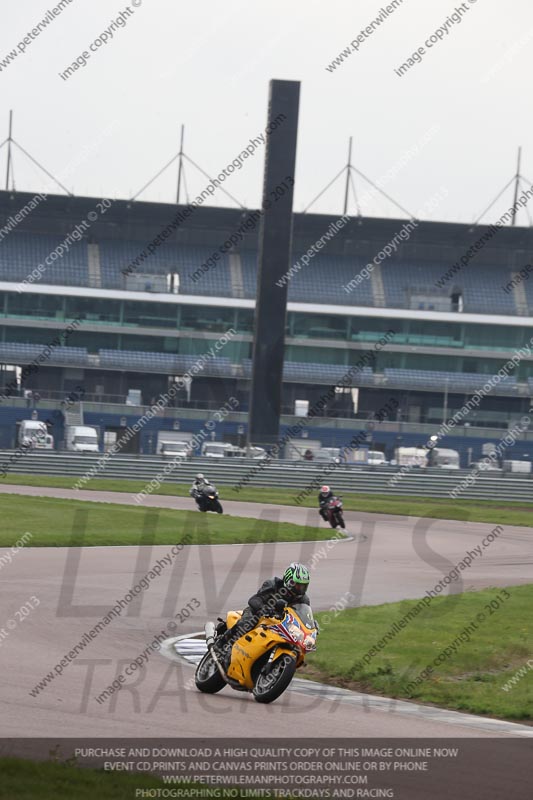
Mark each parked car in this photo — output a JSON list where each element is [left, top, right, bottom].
[[247, 446, 267, 459], [471, 460, 501, 472], [314, 447, 343, 464]]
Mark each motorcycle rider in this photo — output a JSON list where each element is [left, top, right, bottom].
[[190, 473, 210, 510], [216, 562, 311, 652], [190, 473, 209, 493], [318, 485, 334, 520]]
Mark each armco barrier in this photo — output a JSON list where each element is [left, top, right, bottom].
[[0, 450, 532, 502]]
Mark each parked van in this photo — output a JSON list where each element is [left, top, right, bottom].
[[394, 447, 427, 467], [159, 440, 192, 459], [430, 448, 460, 469], [201, 442, 235, 458], [65, 425, 99, 453]]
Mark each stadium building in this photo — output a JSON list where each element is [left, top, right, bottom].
[[1, 188, 533, 465]]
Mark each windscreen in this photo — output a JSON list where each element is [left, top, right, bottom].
[[289, 603, 315, 629]]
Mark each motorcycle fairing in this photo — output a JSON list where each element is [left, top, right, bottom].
[[226, 622, 291, 688]]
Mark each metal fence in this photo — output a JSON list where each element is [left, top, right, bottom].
[[0, 450, 532, 502]]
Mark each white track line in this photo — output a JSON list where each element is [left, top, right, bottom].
[[158, 633, 533, 738]]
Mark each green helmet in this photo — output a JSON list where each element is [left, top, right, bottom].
[[283, 562, 310, 596]]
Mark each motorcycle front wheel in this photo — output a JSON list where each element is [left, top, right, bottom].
[[336, 512, 345, 529], [214, 501, 223, 514], [253, 653, 296, 704], [195, 650, 226, 693]]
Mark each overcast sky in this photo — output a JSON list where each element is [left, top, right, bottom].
[[1, 0, 533, 225]]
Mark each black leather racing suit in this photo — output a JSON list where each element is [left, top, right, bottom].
[[318, 491, 334, 520], [220, 577, 311, 649]]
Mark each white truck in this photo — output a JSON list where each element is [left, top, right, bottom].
[[157, 430, 194, 458], [502, 460, 532, 474], [18, 420, 54, 450], [65, 425, 99, 453], [393, 447, 427, 467], [201, 442, 239, 458], [429, 447, 460, 469], [200, 442, 266, 459]]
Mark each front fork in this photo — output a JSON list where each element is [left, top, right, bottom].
[[268, 645, 298, 665], [205, 621, 228, 682]]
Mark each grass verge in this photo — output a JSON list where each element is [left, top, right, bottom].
[[307, 584, 533, 722], [0, 494, 331, 547], [2, 473, 533, 527], [0, 757, 253, 800]]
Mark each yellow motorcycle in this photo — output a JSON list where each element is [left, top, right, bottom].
[[195, 603, 318, 704]]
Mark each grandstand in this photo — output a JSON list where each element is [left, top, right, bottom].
[[1, 188, 533, 463]]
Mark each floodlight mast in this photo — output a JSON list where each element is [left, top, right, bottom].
[[5, 109, 13, 191], [511, 146, 522, 227]]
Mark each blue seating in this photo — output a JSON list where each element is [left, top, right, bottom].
[[0, 232, 88, 286], [384, 368, 517, 392], [0, 341, 88, 365], [99, 240, 233, 296], [380, 260, 517, 315], [241, 358, 373, 384], [0, 229, 524, 316], [98, 348, 231, 376]]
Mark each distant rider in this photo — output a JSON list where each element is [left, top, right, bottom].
[[190, 473, 210, 508], [190, 473, 209, 494], [318, 485, 334, 520]]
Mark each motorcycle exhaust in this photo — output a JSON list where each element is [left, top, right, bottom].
[[204, 621, 228, 682], [205, 621, 216, 648]]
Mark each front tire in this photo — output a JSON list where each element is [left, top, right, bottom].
[[195, 650, 226, 693], [337, 512, 345, 529], [253, 653, 296, 704], [214, 501, 223, 514]]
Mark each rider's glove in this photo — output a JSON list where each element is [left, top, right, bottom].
[[273, 599, 285, 618]]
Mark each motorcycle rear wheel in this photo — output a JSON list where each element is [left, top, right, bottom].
[[253, 653, 296, 704], [195, 650, 226, 693]]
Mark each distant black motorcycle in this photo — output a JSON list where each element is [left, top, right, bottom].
[[191, 484, 223, 513]]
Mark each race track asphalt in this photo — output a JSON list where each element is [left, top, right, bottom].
[[0, 484, 532, 741]]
